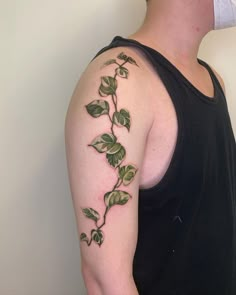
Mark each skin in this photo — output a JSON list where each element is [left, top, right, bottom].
[[65, 1, 225, 294], [130, 0, 216, 89]]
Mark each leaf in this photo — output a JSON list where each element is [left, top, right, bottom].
[[113, 109, 131, 131], [106, 143, 122, 154], [118, 166, 126, 179], [99, 76, 117, 97], [119, 165, 138, 186], [89, 133, 116, 153], [127, 56, 138, 67], [104, 190, 131, 209], [91, 229, 104, 247], [106, 146, 126, 167], [102, 133, 116, 143], [117, 52, 128, 61], [85, 100, 109, 118], [80, 233, 89, 243], [82, 208, 100, 222], [115, 67, 129, 79], [90, 135, 125, 166], [120, 109, 131, 130], [117, 52, 138, 66], [104, 59, 117, 66]]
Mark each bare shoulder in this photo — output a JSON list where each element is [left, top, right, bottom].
[[70, 46, 155, 110], [66, 46, 156, 148]]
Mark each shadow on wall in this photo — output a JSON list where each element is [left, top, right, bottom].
[[22, 135, 86, 295], [2, 134, 86, 295], [27, 136, 81, 291]]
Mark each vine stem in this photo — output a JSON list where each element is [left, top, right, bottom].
[[112, 95, 118, 113], [108, 113, 113, 123], [111, 124, 115, 136], [94, 61, 129, 235], [98, 207, 109, 230], [112, 60, 128, 112], [88, 238, 93, 246], [114, 94, 118, 109], [107, 113, 115, 135], [107, 60, 129, 135], [120, 61, 128, 67], [115, 61, 127, 68], [86, 58, 130, 245], [113, 177, 122, 191]]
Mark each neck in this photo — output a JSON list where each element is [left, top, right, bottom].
[[129, 0, 214, 67]]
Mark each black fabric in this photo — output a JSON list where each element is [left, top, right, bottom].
[[93, 36, 236, 295]]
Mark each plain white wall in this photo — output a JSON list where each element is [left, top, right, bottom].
[[1, 1, 235, 295]]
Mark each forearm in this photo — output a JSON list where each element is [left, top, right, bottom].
[[86, 281, 139, 295], [84, 272, 139, 295]]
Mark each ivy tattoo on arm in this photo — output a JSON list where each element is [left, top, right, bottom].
[[80, 52, 139, 247]]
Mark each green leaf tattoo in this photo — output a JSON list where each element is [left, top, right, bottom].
[[86, 100, 110, 118], [104, 59, 116, 66], [82, 208, 100, 222], [104, 190, 131, 209], [80, 233, 89, 244], [99, 76, 117, 97], [106, 145, 126, 168], [81, 52, 139, 247], [91, 229, 104, 247], [116, 67, 129, 79], [113, 109, 131, 131], [89, 133, 116, 153], [117, 52, 139, 67], [119, 165, 138, 186]]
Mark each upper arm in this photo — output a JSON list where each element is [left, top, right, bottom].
[[65, 48, 153, 293]]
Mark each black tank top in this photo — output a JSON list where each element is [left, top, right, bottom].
[[94, 36, 236, 295]]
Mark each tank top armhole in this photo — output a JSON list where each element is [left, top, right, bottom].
[[197, 59, 226, 99], [138, 78, 185, 193]]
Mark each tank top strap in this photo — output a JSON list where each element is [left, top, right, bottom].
[[197, 59, 226, 98], [92, 36, 184, 107], [93, 35, 173, 76], [93, 36, 225, 104]]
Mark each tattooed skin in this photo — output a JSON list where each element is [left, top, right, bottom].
[[80, 52, 139, 247]]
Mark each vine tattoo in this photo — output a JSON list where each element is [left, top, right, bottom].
[[80, 52, 139, 247]]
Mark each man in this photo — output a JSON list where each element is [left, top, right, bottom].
[[65, 0, 236, 294]]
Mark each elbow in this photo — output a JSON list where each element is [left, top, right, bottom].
[[81, 264, 138, 295], [82, 265, 102, 295]]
